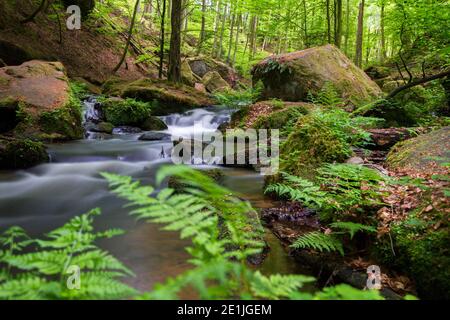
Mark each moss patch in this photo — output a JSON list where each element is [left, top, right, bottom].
[[100, 97, 152, 127], [0, 137, 48, 169], [103, 77, 215, 116], [38, 93, 83, 140], [278, 110, 353, 180], [387, 127, 450, 170]]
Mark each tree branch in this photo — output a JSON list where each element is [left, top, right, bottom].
[[387, 70, 450, 99]]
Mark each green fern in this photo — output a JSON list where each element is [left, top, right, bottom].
[[330, 222, 377, 239], [250, 272, 315, 300], [0, 209, 136, 300], [290, 231, 344, 256]]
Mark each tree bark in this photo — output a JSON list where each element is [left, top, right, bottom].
[[334, 0, 342, 48], [113, 0, 140, 73], [326, 0, 331, 43], [159, 0, 167, 78], [354, 0, 365, 68], [197, 0, 207, 54], [168, 0, 182, 83]]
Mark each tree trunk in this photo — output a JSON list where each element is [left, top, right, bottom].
[[113, 0, 140, 73], [168, 0, 182, 83], [334, 0, 342, 48], [212, 0, 221, 58], [380, 2, 386, 62], [326, 0, 331, 43], [159, 0, 167, 78], [226, 12, 236, 63], [354, 0, 365, 68], [344, 0, 350, 54], [197, 0, 207, 54]]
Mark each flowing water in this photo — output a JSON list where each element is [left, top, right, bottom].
[[0, 100, 311, 293]]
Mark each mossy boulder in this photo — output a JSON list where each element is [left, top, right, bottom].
[[252, 44, 382, 106], [181, 60, 195, 86], [387, 127, 450, 171], [202, 71, 230, 93], [0, 137, 48, 169], [102, 78, 214, 116], [0, 60, 83, 141], [278, 110, 352, 179], [187, 56, 238, 87], [251, 102, 315, 134], [100, 97, 152, 127]]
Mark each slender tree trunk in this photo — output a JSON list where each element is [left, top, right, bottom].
[[344, 0, 350, 54], [218, 4, 228, 58], [232, 14, 241, 66], [326, 0, 331, 43], [355, 0, 365, 68], [380, 2, 386, 62], [168, 0, 182, 83], [334, 0, 342, 48], [303, 0, 308, 47], [198, 0, 207, 54], [227, 12, 236, 63], [159, 0, 167, 78], [113, 0, 141, 73], [212, 0, 222, 58]]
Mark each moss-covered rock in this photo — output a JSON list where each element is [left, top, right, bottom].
[[100, 97, 152, 127], [202, 71, 230, 93], [140, 116, 168, 131], [252, 44, 382, 106], [388, 214, 450, 300], [278, 110, 353, 179], [0, 137, 48, 169], [102, 77, 214, 116], [387, 127, 450, 171], [187, 56, 239, 87], [252, 102, 315, 134], [181, 60, 195, 86], [0, 60, 83, 141]]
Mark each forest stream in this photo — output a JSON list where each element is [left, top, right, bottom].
[[0, 99, 312, 294]]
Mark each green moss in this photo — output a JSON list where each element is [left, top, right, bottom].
[[376, 208, 450, 300], [252, 104, 311, 135], [140, 116, 168, 131], [387, 127, 450, 170], [38, 92, 83, 140], [101, 97, 152, 127], [279, 110, 353, 179], [0, 138, 48, 169]]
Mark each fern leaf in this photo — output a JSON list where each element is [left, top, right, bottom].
[[291, 231, 344, 255]]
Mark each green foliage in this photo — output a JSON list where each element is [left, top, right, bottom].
[[38, 91, 83, 139], [267, 164, 387, 222], [291, 231, 344, 256], [104, 166, 382, 300], [279, 109, 377, 179], [214, 85, 262, 109], [330, 222, 377, 240], [314, 284, 384, 300], [252, 105, 311, 136], [101, 97, 152, 127], [307, 82, 344, 107], [0, 209, 136, 300]]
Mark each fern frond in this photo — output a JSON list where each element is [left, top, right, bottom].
[[290, 231, 344, 256], [250, 271, 315, 300], [330, 222, 377, 239]]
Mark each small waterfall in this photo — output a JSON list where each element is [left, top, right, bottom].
[[83, 96, 104, 124], [161, 107, 232, 138]]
